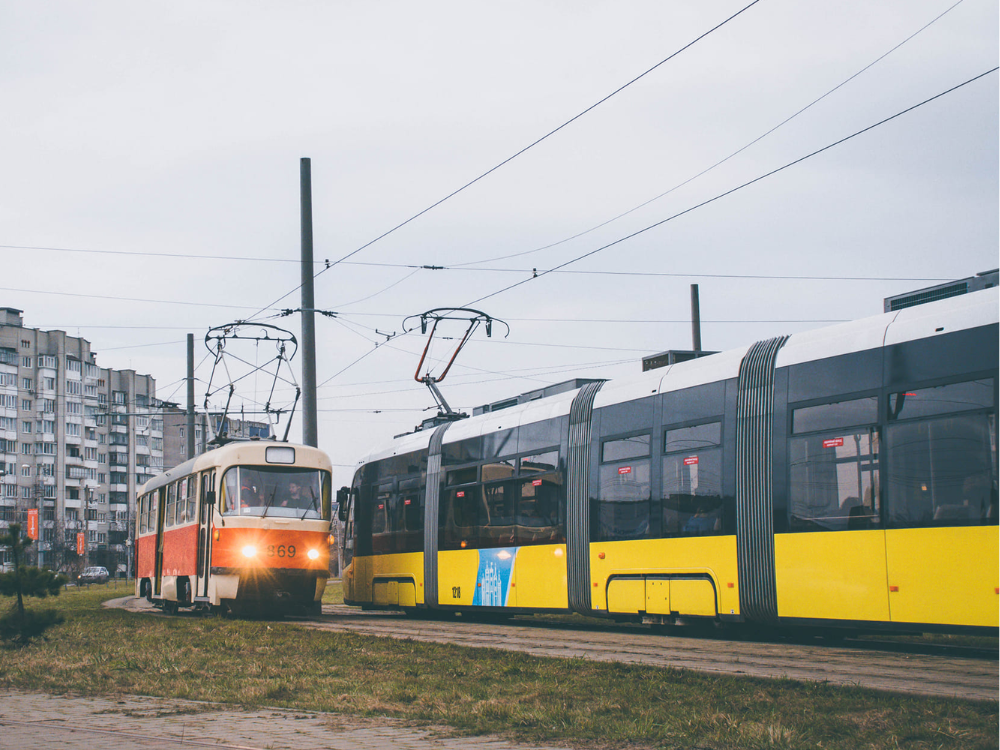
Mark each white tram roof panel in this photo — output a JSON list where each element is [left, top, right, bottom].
[[776, 285, 999, 368], [883, 285, 998, 346]]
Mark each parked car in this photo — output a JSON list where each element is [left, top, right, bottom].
[[78, 566, 109, 585]]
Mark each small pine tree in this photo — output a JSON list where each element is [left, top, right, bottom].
[[0, 524, 68, 644]]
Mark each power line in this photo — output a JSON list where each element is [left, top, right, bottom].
[[0, 286, 270, 312], [243, 0, 765, 323], [466, 67, 1000, 306], [452, 0, 968, 269]]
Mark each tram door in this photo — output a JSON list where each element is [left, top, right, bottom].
[[197, 470, 215, 599], [153, 487, 166, 595]]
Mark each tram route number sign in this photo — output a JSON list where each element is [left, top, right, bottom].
[[266, 545, 296, 558]]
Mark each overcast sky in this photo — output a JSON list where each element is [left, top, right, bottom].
[[2, 1, 997, 486]]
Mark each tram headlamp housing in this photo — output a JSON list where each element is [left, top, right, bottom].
[[307, 548, 320, 560], [242, 545, 257, 559]]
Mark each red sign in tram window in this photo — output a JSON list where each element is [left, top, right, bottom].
[[618, 466, 632, 475], [823, 438, 844, 449], [76, 532, 85, 556], [26, 509, 38, 540], [683, 456, 699, 466], [532, 479, 543, 487], [457, 491, 465, 498]]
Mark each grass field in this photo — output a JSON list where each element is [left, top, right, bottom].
[[0, 584, 996, 749]]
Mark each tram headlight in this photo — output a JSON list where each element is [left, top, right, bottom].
[[307, 548, 320, 561], [242, 545, 258, 559]]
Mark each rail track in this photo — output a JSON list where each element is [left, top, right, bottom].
[[112, 598, 998, 702]]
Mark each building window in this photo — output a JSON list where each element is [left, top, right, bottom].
[[66, 359, 81, 374], [21, 421, 31, 434], [66, 380, 81, 395], [21, 356, 31, 369], [20, 400, 31, 411], [21, 378, 31, 390]]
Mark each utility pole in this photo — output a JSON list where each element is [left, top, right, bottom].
[[186, 334, 196, 460], [300, 157, 319, 447], [690, 284, 702, 353], [83, 483, 91, 571]]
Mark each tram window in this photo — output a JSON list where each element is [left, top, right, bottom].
[[221, 468, 238, 515], [446, 466, 478, 486], [399, 477, 423, 533], [888, 380, 994, 421], [371, 484, 391, 536], [481, 479, 517, 548], [239, 469, 266, 511], [484, 428, 518, 459], [661, 440, 725, 537], [139, 494, 148, 534], [149, 492, 159, 532], [520, 450, 558, 474], [595, 459, 651, 541], [442, 437, 482, 466], [792, 397, 878, 435], [165, 483, 177, 528], [789, 429, 880, 532], [439, 483, 488, 550], [518, 418, 564, 454], [602, 434, 650, 463], [885, 413, 997, 527], [186, 476, 198, 522], [177, 478, 189, 524], [664, 422, 721, 453], [517, 474, 565, 545]]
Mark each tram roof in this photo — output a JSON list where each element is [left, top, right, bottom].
[[138, 440, 333, 495], [356, 286, 998, 467]]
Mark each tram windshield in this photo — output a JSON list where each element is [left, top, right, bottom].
[[220, 466, 331, 520]]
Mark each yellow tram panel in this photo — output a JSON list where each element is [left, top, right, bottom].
[[591, 535, 739, 617], [513, 544, 568, 609], [774, 530, 890, 623], [437, 549, 483, 607], [885, 526, 999, 628]]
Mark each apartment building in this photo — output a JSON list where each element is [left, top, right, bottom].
[[0, 307, 163, 575]]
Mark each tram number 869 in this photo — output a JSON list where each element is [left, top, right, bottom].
[[266, 545, 296, 558]]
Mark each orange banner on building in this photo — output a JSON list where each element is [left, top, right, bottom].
[[26, 509, 38, 540], [77, 532, 85, 557]]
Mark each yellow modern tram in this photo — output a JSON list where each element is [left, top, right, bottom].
[[340, 288, 999, 634]]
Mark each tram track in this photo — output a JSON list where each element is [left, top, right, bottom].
[[113, 598, 998, 702], [305, 606, 998, 702]]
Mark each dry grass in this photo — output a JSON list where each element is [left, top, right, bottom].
[[0, 586, 996, 749]]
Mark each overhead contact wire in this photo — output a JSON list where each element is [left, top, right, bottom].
[[467, 67, 1000, 306]]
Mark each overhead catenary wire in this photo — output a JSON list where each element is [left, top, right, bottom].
[[241, 0, 765, 324], [465, 67, 1000, 307], [451, 0, 969, 269]]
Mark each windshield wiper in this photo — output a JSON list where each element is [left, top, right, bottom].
[[261, 485, 278, 518], [299, 487, 319, 521]]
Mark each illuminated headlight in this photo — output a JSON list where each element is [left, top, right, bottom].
[[307, 549, 319, 560], [242, 545, 257, 559]]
